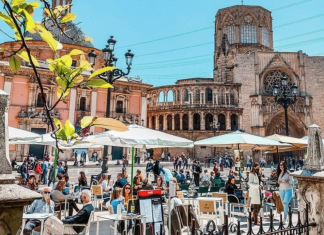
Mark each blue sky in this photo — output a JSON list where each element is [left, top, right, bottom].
[[1, 0, 324, 87]]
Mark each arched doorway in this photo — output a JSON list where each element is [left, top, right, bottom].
[[36, 93, 46, 107], [79, 97, 86, 111], [205, 113, 213, 130], [159, 115, 163, 130], [218, 114, 226, 130], [183, 114, 189, 130], [167, 115, 172, 130], [116, 100, 124, 113], [231, 114, 238, 131], [174, 114, 180, 130], [193, 113, 200, 130]]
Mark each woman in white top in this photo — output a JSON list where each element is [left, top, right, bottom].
[[248, 162, 263, 226], [277, 161, 293, 224], [98, 173, 110, 207]]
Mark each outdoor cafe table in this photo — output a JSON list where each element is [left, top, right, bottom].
[[96, 214, 146, 235], [20, 213, 55, 235], [196, 197, 224, 224]]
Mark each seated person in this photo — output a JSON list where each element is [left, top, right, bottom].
[[269, 169, 278, 182], [113, 173, 127, 189], [142, 178, 154, 190], [43, 190, 94, 235], [23, 187, 55, 235], [225, 177, 237, 195], [176, 169, 186, 184], [244, 171, 250, 183], [136, 170, 144, 182], [210, 171, 215, 183], [133, 176, 142, 195], [98, 173, 110, 209], [53, 173, 63, 190], [27, 175, 38, 191], [228, 170, 235, 179], [62, 175, 70, 195], [110, 187, 125, 214], [51, 180, 79, 216], [214, 172, 225, 185]]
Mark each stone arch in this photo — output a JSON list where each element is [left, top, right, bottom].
[[262, 69, 297, 96], [158, 115, 163, 130], [193, 113, 200, 130], [152, 116, 156, 130], [205, 113, 213, 130], [167, 90, 174, 102], [174, 114, 180, 130], [218, 113, 226, 130], [222, 13, 236, 44], [158, 91, 164, 103], [240, 13, 257, 44], [182, 114, 189, 130], [265, 108, 306, 137], [167, 114, 172, 130], [231, 114, 238, 131]]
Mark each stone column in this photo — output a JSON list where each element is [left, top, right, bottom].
[[200, 112, 205, 130], [291, 124, 324, 235], [172, 114, 175, 130], [226, 111, 231, 130], [180, 114, 183, 130], [163, 114, 167, 131], [0, 89, 41, 235], [155, 116, 159, 130], [180, 91, 183, 105], [188, 111, 193, 130]]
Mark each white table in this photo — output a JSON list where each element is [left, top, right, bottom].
[[20, 213, 54, 235], [196, 197, 224, 224], [96, 214, 146, 235]]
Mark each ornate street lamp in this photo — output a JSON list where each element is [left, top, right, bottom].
[[42, 113, 52, 155], [273, 75, 298, 165], [88, 36, 135, 174]]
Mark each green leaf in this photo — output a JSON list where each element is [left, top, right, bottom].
[[9, 56, 21, 72], [59, 54, 72, 67], [39, 30, 62, 52], [53, 118, 62, 129], [56, 87, 70, 98], [79, 60, 93, 72], [22, 9, 35, 31], [80, 116, 97, 129], [84, 79, 113, 88], [11, 0, 26, 6], [69, 49, 84, 56], [60, 13, 76, 24], [17, 51, 39, 66], [89, 66, 116, 79], [0, 12, 17, 31], [56, 76, 67, 90], [64, 120, 75, 138]]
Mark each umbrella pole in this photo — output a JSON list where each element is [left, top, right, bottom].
[[238, 144, 242, 180], [52, 148, 58, 185], [131, 147, 135, 188], [277, 146, 280, 163]]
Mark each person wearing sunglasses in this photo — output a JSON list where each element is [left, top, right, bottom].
[[122, 183, 132, 208], [23, 187, 54, 235]]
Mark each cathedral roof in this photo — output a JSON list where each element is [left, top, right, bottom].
[[25, 20, 94, 48]]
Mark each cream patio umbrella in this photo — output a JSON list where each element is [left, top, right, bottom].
[[264, 134, 308, 153], [9, 126, 41, 142]]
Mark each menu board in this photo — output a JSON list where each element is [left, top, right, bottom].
[[139, 199, 153, 223]]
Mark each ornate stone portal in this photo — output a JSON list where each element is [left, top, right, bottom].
[[291, 124, 324, 234], [0, 89, 41, 235]]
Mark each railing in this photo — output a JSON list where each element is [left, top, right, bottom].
[[186, 204, 316, 235], [148, 103, 241, 110]]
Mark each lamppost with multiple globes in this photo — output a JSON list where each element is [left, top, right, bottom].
[[209, 119, 220, 158], [88, 36, 134, 174], [272, 75, 298, 165]]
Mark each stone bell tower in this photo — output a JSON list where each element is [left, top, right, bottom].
[[214, 5, 274, 82]]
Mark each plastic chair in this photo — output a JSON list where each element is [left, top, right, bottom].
[[197, 200, 219, 226], [209, 186, 220, 194], [235, 180, 241, 188], [91, 185, 110, 211], [198, 187, 209, 196], [213, 179, 222, 186], [179, 184, 189, 191], [227, 194, 250, 223]]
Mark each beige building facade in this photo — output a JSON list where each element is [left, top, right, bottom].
[[147, 5, 324, 161]]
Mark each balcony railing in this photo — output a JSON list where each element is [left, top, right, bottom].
[[148, 103, 241, 110]]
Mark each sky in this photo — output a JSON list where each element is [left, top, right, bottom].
[[1, 0, 324, 87]]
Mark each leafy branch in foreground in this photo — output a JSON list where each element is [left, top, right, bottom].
[[0, 0, 122, 150]]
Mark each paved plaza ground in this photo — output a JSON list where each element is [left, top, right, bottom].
[[25, 160, 301, 235]]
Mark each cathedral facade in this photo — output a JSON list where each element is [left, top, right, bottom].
[[147, 5, 324, 160]]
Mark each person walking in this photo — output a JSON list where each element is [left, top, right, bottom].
[[192, 161, 201, 186], [248, 162, 263, 226], [277, 161, 294, 224], [42, 159, 49, 185], [178, 156, 183, 169]]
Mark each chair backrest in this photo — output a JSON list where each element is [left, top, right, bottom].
[[212, 192, 228, 204], [209, 186, 220, 193], [198, 200, 216, 213], [108, 205, 114, 214], [198, 187, 209, 194], [179, 184, 189, 191], [213, 179, 222, 186], [91, 185, 103, 196], [227, 194, 239, 203], [234, 189, 243, 198]]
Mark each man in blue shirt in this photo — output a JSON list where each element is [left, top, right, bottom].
[[23, 187, 55, 235], [42, 159, 49, 185], [57, 162, 64, 174], [176, 169, 186, 184], [113, 173, 127, 189]]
